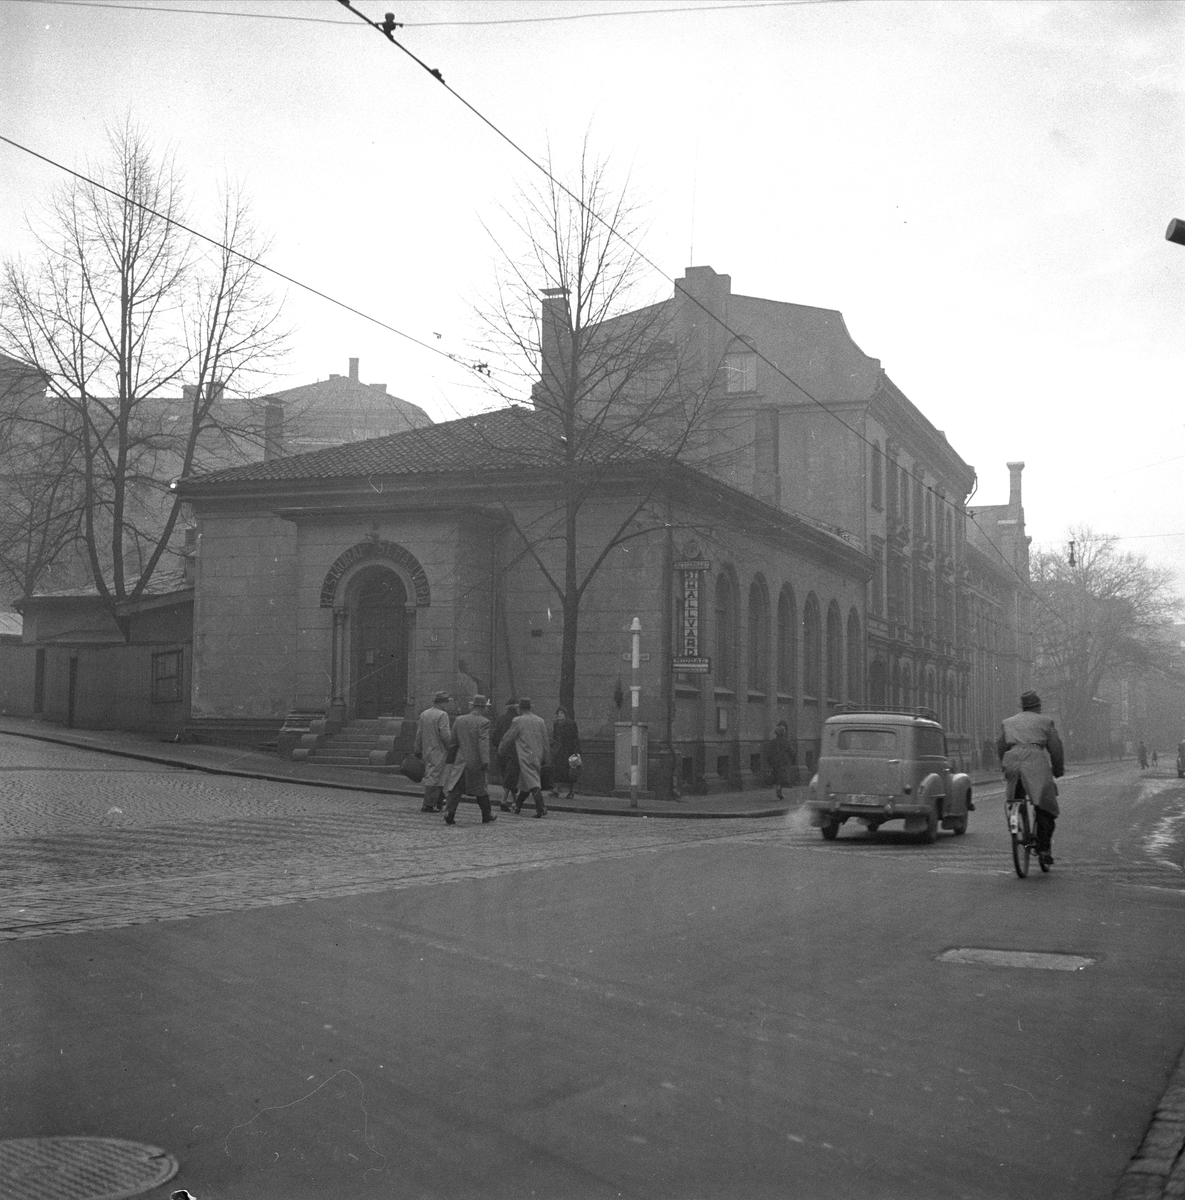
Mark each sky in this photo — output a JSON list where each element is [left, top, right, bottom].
[[2, 0, 1184, 585]]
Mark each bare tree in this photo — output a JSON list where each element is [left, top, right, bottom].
[[0, 119, 286, 624], [0, 364, 85, 599], [475, 145, 731, 716], [1032, 528, 1183, 747]]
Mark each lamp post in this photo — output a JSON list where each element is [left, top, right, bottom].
[[630, 616, 641, 808]]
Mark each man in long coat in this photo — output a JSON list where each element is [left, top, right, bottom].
[[996, 690, 1065, 867], [444, 695, 496, 825], [413, 690, 452, 813], [498, 696, 551, 817]]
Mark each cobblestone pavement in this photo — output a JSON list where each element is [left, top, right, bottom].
[[2, 738, 1181, 942]]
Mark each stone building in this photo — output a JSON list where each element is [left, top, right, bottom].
[[178, 405, 871, 795], [965, 462, 1033, 766]]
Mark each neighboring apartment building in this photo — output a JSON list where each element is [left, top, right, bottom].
[[569, 265, 1033, 767], [264, 358, 431, 455]]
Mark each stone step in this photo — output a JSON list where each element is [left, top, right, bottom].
[[314, 747, 373, 758]]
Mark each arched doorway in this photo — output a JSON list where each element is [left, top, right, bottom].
[[351, 568, 409, 717]]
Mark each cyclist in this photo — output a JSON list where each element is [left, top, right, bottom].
[[996, 690, 1065, 869]]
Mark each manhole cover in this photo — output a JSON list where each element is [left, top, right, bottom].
[[937, 948, 1096, 971], [0, 1137, 178, 1200]]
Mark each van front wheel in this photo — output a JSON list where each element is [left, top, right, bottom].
[[821, 819, 840, 841]]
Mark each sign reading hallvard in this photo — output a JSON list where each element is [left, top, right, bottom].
[[673, 556, 711, 674]]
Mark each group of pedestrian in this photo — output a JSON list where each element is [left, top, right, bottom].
[[411, 692, 581, 825]]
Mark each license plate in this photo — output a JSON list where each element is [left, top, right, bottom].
[[846, 794, 884, 806]]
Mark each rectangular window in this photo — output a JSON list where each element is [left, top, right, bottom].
[[836, 728, 898, 753], [724, 352, 758, 393], [914, 728, 946, 758], [152, 649, 183, 703]]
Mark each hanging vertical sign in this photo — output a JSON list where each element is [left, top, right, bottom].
[[673, 553, 711, 673]]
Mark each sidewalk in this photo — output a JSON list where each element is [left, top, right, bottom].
[[0, 716, 799, 818]]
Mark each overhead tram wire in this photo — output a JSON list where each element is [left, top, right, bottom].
[[0, 133, 488, 383], [335, 0, 1072, 628], [18, 0, 841, 27]]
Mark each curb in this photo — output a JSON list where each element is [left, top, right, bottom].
[[0, 726, 787, 820], [1115, 1046, 1185, 1199], [0, 726, 419, 798]]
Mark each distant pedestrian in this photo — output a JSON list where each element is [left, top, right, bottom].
[[444, 695, 496, 825], [492, 699, 520, 811], [1138, 740, 1148, 769], [498, 697, 551, 817], [767, 721, 796, 801], [414, 691, 452, 812], [1151, 748, 1159, 766], [549, 707, 581, 799]]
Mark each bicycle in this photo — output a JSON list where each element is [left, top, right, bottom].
[[1005, 781, 1050, 878]]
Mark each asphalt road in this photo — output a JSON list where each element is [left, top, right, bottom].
[[1, 736, 1183, 1199]]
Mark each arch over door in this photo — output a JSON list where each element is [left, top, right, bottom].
[[353, 568, 409, 717]]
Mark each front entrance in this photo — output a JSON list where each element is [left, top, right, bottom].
[[352, 569, 409, 717]]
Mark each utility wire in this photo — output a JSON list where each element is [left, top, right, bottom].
[[18, 0, 840, 27], [336, 0, 1072, 627], [0, 133, 489, 381]]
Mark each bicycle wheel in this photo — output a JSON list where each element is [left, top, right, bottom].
[[1009, 802, 1031, 878]]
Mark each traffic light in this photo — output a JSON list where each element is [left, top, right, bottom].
[[1167, 218, 1185, 246]]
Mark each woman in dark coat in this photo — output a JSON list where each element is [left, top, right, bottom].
[[767, 721, 796, 801], [550, 707, 581, 799]]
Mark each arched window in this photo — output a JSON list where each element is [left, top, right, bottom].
[[715, 572, 737, 689], [826, 602, 843, 702], [871, 443, 883, 509], [846, 608, 862, 703], [776, 585, 797, 695], [901, 663, 913, 708], [802, 594, 822, 699], [748, 578, 770, 694]]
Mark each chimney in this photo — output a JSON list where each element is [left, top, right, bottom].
[[263, 399, 284, 461], [207, 379, 224, 406], [537, 287, 571, 410], [674, 266, 732, 379], [1006, 461, 1024, 509], [349, 357, 359, 382], [183, 384, 198, 406]]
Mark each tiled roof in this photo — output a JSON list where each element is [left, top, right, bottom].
[[182, 406, 645, 487], [26, 565, 192, 602]]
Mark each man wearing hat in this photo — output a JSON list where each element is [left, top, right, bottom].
[[444, 694, 496, 825], [414, 691, 452, 813], [997, 690, 1065, 867]]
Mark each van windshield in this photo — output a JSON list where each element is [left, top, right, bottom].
[[836, 729, 898, 753]]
